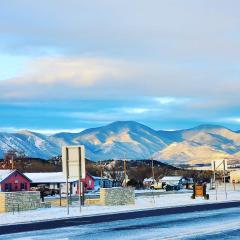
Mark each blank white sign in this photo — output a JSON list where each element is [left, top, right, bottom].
[[62, 145, 86, 179], [211, 159, 228, 171]]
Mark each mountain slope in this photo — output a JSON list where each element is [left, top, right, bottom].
[[50, 121, 169, 160], [0, 130, 59, 159], [153, 124, 240, 164], [152, 141, 233, 165], [0, 122, 240, 165]]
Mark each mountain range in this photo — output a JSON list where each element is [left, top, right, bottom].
[[1, 121, 240, 165]]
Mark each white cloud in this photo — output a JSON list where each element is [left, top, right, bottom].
[[0, 127, 85, 135], [221, 118, 240, 123], [121, 108, 151, 114], [154, 97, 189, 105]]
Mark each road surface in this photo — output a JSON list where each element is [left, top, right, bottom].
[[1, 205, 240, 239]]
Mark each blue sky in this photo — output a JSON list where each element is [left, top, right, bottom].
[[0, 0, 240, 133]]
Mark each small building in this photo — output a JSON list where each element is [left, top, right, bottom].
[[230, 170, 240, 183], [82, 174, 95, 191], [25, 172, 79, 195], [24, 172, 108, 194], [0, 169, 31, 192], [24, 172, 118, 194], [92, 176, 113, 190]]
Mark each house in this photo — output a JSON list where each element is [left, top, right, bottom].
[[161, 176, 187, 188], [24, 171, 118, 194], [82, 174, 95, 191], [0, 169, 31, 192], [92, 176, 113, 190], [230, 170, 240, 183], [24, 172, 107, 194], [25, 172, 80, 195]]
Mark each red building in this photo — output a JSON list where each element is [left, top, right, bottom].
[[0, 169, 31, 192], [82, 174, 95, 191]]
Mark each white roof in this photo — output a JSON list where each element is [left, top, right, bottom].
[[161, 176, 183, 181], [24, 172, 78, 183], [0, 169, 15, 182], [92, 176, 111, 181], [143, 177, 154, 182]]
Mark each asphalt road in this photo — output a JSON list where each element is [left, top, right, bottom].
[[1, 201, 240, 239]]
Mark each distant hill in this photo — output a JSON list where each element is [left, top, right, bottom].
[[1, 121, 240, 165]]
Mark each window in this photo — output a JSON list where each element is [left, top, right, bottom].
[[5, 183, 12, 191], [21, 182, 26, 190]]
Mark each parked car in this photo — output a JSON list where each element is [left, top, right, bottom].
[[30, 186, 58, 196], [164, 184, 180, 191]]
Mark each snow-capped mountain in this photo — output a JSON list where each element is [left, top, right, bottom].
[[153, 124, 240, 164], [0, 130, 59, 159], [50, 121, 168, 160], [1, 121, 240, 165]]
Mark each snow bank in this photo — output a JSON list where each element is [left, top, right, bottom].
[[0, 184, 239, 226]]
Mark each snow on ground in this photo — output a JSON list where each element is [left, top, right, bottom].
[[0, 183, 239, 226], [2, 206, 240, 239]]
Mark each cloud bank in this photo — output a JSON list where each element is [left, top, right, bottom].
[[0, 1, 240, 130]]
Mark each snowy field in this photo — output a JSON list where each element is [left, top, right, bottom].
[[1, 207, 240, 239], [0, 183, 239, 226]]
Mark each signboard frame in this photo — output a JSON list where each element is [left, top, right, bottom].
[[62, 145, 86, 214]]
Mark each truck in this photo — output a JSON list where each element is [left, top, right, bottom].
[[150, 181, 163, 190]]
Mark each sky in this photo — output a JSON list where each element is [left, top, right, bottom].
[[0, 0, 240, 134]]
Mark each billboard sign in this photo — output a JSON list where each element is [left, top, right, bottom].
[[62, 145, 86, 179]]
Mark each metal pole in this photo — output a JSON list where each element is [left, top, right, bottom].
[[66, 148, 69, 215], [124, 160, 127, 187], [152, 158, 155, 181], [151, 158, 155, 204], [215, 182, 218, 200], [223, 160, 227, 199], [213, 161, 216, 188], [78, 147, 82, 213], [100, 160, 103, 188], [59, 187, 62, 206]]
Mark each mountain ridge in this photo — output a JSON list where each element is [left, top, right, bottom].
[[0, 121, 240, 165]]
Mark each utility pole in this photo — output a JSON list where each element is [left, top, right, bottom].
[[124, 159, 127, 187], [11, 155, 14, 169], [151, 158, 155, 182], [213, 161, 216, 189], [150, 158, 155, 204], [100, 160, 103, 188]]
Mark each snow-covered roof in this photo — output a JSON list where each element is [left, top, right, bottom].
[[143, 177, 154, 182], [24, 172, 78, 183], [92, 176, 111, 181], [0, 169, 31, 183], [161, 176, 184, 181], [0, 170, 15, 182]]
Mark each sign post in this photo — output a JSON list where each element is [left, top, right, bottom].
[[211, 159, 228, 200], [62, 145, 86, 214]]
